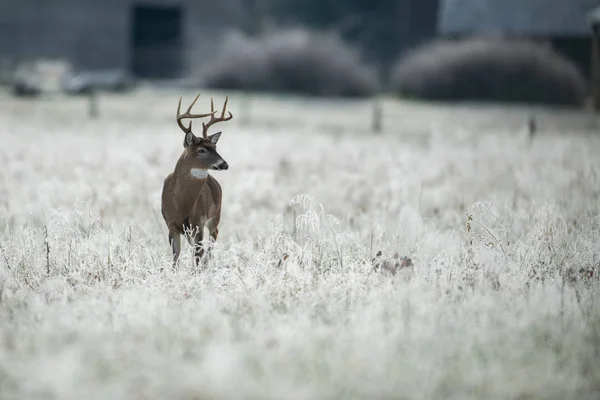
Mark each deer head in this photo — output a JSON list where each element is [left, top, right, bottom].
[[175, 93, 233, 175]]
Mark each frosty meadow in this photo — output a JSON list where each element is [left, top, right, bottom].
[[0, 89, 599, 399]]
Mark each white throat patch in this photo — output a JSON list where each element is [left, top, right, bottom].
[[190, 168, 208, 179]]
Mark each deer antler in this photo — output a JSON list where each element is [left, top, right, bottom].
[[176, 93, 217, 134], [202, 96, 233, 139]]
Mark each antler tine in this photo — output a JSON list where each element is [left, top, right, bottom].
[[202, 96, 234, 139], [176, 93, 216, 135], [186, 92, 201, 113], [176, 97, 191, 134], [221, 96, 232, 119]]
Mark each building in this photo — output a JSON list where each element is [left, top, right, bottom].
[[0, 0, 244, 79], [589, 6, 600, 108], [437, 0, 600, 79]]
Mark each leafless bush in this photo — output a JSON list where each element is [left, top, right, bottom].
[[391, 38, 587, 106], [201, 29, 378, 98]]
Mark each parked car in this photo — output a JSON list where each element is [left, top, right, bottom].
[[11, 58, 72, 97]]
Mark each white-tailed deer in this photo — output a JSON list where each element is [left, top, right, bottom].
[[161, 93, 233, 268]]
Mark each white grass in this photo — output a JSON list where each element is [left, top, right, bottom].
[[0, 89, 599, 400]]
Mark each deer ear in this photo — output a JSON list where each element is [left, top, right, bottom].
[[184, 131, 195, 148], [208, 131, 222, 145]]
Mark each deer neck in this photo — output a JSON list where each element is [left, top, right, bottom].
[[173, 156, 209, 211]]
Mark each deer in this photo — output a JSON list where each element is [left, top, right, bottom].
[[161, 93, 233, 268]]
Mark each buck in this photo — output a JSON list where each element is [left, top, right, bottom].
[[161, 93, 232, 268]]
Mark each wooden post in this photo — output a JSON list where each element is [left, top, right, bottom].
[[88, 90, 98, 118], [372, 97, 382, 133], [528, 114, 537, 144]]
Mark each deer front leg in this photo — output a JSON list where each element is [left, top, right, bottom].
[[198, 227, 217, 267], [192, 227, 206, 268], [169, 230, 181, 269], [209, 227, 218, 245]]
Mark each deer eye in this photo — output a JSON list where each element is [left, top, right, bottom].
[[197, 148, 208, 155]]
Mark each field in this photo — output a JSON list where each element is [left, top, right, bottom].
[[0, 87, 599, 400]]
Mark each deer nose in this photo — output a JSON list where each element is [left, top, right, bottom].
[[213, 160, 228, 170]]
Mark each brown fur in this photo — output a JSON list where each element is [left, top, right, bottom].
[[161, 94, 232, 268]]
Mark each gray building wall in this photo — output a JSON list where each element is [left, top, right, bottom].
[[438, 0, 600, 37], [0, 0, 244, 76], [436, 0, 600, 79]]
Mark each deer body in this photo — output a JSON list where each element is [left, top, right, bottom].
[[161, 93, 232, 268]]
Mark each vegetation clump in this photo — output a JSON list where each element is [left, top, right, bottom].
[[390, 38, 587, 106], [201, 28, 378, 98]]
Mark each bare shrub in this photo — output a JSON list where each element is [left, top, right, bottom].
[[390, 38, 587, 106], [201, 29, 378, 98]]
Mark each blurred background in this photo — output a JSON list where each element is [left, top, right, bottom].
[[0, 0, 598, 109]]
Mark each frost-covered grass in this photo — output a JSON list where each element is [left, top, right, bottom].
[[0, 88, 599, 400]]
